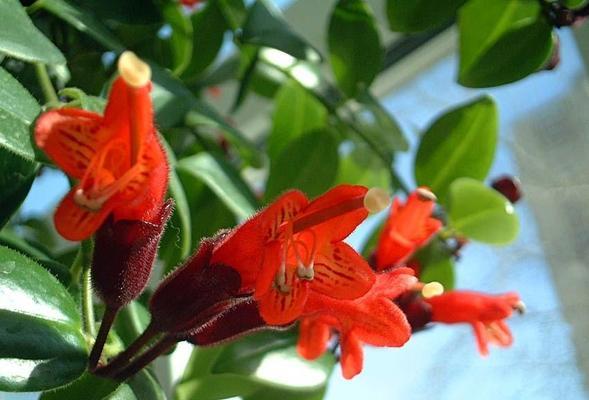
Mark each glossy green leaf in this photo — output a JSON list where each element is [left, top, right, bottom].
[[161, 3, 193, 76], [177, 153, 258, 220], [0, 150, 37, 229], [328, 0, 383, 97], [0, 0, 65, 64], [40, 372, 121, 400], [458, 0, 554, 87], [180, 1, 227, 82], [563, 0, 588, 8], [0, 246, 87, 391], [447, 178, 520, 244], [414, 239, 455, 290], [241, 0, 321, 61], [0, 66, 41, 161], [71, 0, 161, 25], [265, 129, 339, 201], [38, 0, 125, 51], [336, 144, 389, 188], [177, 330, 334, 400], [127, 370, 166, 400], [415, 96, 498, 203], [114, 301, 151, 347], [386, 0, 466, 32], [268, 79, 327, 160]]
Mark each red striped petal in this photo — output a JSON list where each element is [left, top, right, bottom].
[[257, 267, 309, 325]]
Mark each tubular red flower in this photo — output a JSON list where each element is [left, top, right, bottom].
[[297, 267, 417, 379], [425, 290, 524, 356], [34, 52, 169, 241], [212, 185, 387, 325], [374, 188, 442, 271]]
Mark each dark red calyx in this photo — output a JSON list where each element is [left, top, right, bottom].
[[92, 199, 174, 309], [149, 237, 242, 335], [395, 291, 432, 332], [491, 175, 522, 204]]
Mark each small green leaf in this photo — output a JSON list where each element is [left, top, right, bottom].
[[70, 0, 161, 25], [265, 129, 339, 201], [458, 0, 554, 87], [447, 178, 520, 245], [0, 0, 65, 64], [328, 0, 383, 97], [161, 3, 193, 76], [414, 239, 455, 290], [180, 1, 227, 82], [38, 0, 125, 51], [177, 153, 258, 220], [415, 96, 498, 203], [0, 150, 37, 229], [0, 66, 41, 161], [336, 144, 389, 188], [60, 88, 106, 113], [386, 0, 466, 32], [241, 0, 321, 61], [40, 372, 121, 400], [268, 79, 327, 160], [0, 246, 87, 391]]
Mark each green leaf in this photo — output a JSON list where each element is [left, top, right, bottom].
[[563, 0, 588, 8], [458, 0, 554, 87], [447, 178, 520, 244], [241, 0, 321, 61], [0, 66, 41, 161], [38, 0, 125, 51], [415, 96, 498, 203], [40, 372, 121, 400], [177, 153, 258, 220], [0, 246, 87, 391], [414, 239, 455, 290], [113, 301, 150, 347], [161, 3, 193, 77], [265, 129, 339, 201], [336, 145, 389, 188], [386, 0, 466, 32], [328, 0, 383, 97], [177, 330, 334, 400], [180, 1, 227, 82], [268, 79, 327, 160], [0, 150, 37, 229], [0, 0, 65, 64], [60, 87, 106, 113], [70, 0, 161, 25], [127, 370, 166, 400]]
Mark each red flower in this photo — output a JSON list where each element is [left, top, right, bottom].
[[297, 268, 417, 379], [180, 0, 202, 6], [425, 290, 524, 356], [212, 185, 390, 325], [35, 52, 168, 241], [374, 187, 442, 271]]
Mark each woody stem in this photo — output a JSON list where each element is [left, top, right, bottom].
[[88, 306, 119, 370], [111, 335, 177, 381], [92, 323, 159, 377]]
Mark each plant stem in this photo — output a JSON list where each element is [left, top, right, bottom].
[[82, 268, 96, 337], [93, 323, 159, 377], [34, 63, 59, 105], [111, 335, 177, 381], [88, 306, 119, 370], [69, 240, 93, 287]]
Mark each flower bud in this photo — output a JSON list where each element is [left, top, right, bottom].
[[92, 199, 173, 309], [149, 236, 242, 336], [491, 175, 522, 204]]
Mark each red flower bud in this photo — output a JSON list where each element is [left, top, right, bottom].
[[491, 175, 522, 204], [149, 236, 242, 336], [92, 199, 173, 309]]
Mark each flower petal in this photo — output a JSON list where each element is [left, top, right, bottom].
[[54, 189, 113, 241], [34, 108, 107, 179], [297, 317, 331, 360], [312, 242, 375, 300], [472, 321, 490, 356], [257, 267, 309, 325], [212, 190, 307, 289], [340, 333, 364, 380]]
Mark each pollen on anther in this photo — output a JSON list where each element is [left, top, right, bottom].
[[118, 51, 151, 88], [363, 187, 390, 213], [421, 281, 444, 298], [416, 187, 437, 202]]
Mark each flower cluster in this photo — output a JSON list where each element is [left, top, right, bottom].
[[33, 51, 524, 382]]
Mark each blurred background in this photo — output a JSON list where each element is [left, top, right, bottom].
[[3, 0, 589, 399]]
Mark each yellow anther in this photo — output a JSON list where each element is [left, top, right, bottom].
[[421, 281, 444, 298], [416, 187, 437, 202], [118, 51, 151, 88], [363, 187, 390, 213]]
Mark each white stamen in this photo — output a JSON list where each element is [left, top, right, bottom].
[[118, 51, 151, 88], [421, 281, 444, 298], [296, 260, 315, 280], [416, 187, 437, 202], [514, 300, 526, 314], [364, 187, 390, 213], [73, 188, 107, 211]]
